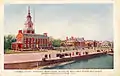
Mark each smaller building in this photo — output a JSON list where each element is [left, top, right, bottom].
[[62, 36, 85, 49], [85, 40, 102, 48]]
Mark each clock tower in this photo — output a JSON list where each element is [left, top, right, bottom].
[[23, 6, 35, 34]]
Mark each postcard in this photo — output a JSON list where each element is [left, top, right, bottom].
[[1, 0, 120, 76]]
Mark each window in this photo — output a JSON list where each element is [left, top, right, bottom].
[[26, 38, 28, 43], [28, 38, 30, 43], [32, 38, 34, 43], [32, 31, 34, 34], [29, 38, 31, 43], [43, 39, 44, 44], [26, 43, 28, 48], [24, 38, 26, 42], [41, 39, 43, 45], [28, 44, 29, 47], [76, 52, 78, 55], [27, 30, 30, 33]]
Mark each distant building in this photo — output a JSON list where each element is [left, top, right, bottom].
[[85, 40, 102, 48], [11, 7, 52, 51], [101, 41, 113, 48], [84, 40, 94, 47], [62, 36, 85, 48]]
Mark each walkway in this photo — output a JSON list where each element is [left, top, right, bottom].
[[4, 48, 111, 64]]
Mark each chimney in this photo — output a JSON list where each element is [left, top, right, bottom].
[[44, 33, 47, 37], [18, 30, 22, 34]]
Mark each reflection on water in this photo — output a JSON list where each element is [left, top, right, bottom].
[[43, 55, 113, 69]]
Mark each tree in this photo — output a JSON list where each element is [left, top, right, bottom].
[[4, 35, 16, 51], [52, 39, 61, 47]]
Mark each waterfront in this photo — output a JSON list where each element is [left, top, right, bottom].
[[43, 55, 113, 69], [4, 48, 113, 69]]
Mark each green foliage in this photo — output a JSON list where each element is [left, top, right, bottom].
[[5, 49, 14, 54], [52, 39, 61, 47], [4, 35, 16, 53]]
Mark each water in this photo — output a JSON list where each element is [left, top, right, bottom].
[[43, 55, 113, 69]]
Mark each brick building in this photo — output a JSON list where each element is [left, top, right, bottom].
[[11, 7, 52, 51], [62, 36, 85, 48], [62, 37, 100, 49]]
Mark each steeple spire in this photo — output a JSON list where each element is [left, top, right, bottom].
[[27, 6, 31, 18], [23, 6, 35, 34], [28, 6, 30, 15]]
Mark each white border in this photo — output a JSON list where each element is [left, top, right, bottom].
[[1, 0, 119, 76]]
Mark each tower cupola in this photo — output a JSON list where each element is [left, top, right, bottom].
[[23, 6, 35, 34]]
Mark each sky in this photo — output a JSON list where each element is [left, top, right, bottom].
[[4, 4, 113, 41]]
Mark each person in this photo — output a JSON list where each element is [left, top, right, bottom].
[[49, 54, 51, 58], [42, 58, 46, 61], [45, 54, 48, 59], [69, 53, 71, 57]]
